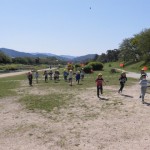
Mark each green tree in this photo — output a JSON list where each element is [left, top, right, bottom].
[[119, 38, 139, 62], [0, 52, 12, 64]]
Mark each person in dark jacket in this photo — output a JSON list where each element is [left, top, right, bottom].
[[118, 72, 127, 93], [27, 72, 33, 86], [76, 71, 81, 84]]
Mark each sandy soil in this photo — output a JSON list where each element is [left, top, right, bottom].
[[0, 72, 150, 150]]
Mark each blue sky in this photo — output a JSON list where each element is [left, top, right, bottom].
[[0, 0, 150, 56]]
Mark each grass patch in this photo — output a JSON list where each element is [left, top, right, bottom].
[[19, 93, 72, 112], [0, 79, 20, 97]]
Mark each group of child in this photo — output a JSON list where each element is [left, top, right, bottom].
[[27, 67, 149, 104], [27, 68, 85, 86], [95, 68, 149, 104]]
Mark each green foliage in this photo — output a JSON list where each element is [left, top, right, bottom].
[[0, 78, 19, 97], [0, 52, 12, 64], [119, 28, 150, 63], [74, 63, 81, 68], [96, 49, 120, 63], [83, 65, 92, 73], [87, 62, 104, 71]]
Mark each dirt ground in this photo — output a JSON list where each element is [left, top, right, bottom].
[[0, 72, 150, 150]]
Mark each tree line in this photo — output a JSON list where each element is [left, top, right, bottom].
[[0, 53, 66, 65], [94, 28, 150, 64]]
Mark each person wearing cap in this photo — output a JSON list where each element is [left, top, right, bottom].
[[140, 69, 148, 80], [68, 70, 73, 86], [139, 74, 150, 104], [95, 73, 106, 98], [63, 69, 68, 81], [118, 72, 127, 93], [27, 71, 33, 86], [43, 70, 48, 82], [76, 70, 81, 84], [34, 71, 39, 83], [49, 69, 53, 80], [80, 68, 85, 81]]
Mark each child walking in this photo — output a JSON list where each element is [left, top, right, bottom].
[[95, 73, 106, 98], [140, 69, 148, 80], [49, 69, 53, 80], [43, 70, 48, 82], [27, 72, 33, 86], [35, 71, 39, 83], [118, 72, 127, 93], [76, 71, 81, 84], [63, 69, 68, 81], [80, 68, 85, 81], [139, 74, 150, 104], [68, 70, 73, 86]]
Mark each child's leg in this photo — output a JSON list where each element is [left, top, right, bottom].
[[100, 86, 103, 94], [97, 86, 100, 97], [119, 82, 124, 92], [70, 78, 72, 85], [29, 79, 32, 86], [141, 87, 147, 103]]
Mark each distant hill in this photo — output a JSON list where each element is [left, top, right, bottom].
[[60, 55, 76, 60], [0, 48, 33, 58], [31, 52, 57, 57], [72, 54, 97, 62], [0, 48, 97, 62]]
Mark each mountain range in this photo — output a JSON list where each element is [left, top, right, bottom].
[[0, 48, 96, 62]]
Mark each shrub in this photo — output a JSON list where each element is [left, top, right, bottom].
[[87, 62, 103, 71], [83, 65, 93, 73]]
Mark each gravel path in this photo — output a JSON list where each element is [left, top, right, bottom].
[[127, 72, 150, 80]]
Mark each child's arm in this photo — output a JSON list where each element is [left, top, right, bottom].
[[95, 78, 98, 82], [103, 79, 106, 85]]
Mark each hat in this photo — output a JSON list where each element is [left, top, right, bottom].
[[121, 71, 126, 74], [98, 73, 102, 76], [69, 70, 72, 72], [141, 74, 146, 76]]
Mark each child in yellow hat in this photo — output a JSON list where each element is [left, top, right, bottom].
[[95, 73, 106, 98]]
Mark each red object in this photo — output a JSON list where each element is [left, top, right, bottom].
[[120, 63, 124, 67], [142, 66, 148, 71]]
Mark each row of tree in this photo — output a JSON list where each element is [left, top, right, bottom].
[[94, 28, 150, 64], [0, 52, 66, 65]]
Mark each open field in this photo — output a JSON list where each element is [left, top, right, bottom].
[[0, 68, 150, 150]]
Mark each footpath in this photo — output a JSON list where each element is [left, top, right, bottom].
[[114, 68, 150, 80], [0, 68, 53, 78]]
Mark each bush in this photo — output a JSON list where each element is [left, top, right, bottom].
[[83, 65, 93, 73], [87, 62, 103, 71]]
